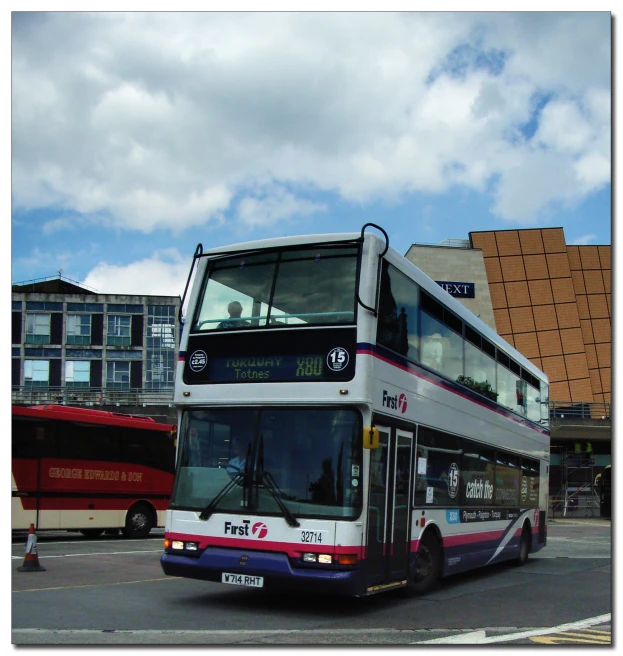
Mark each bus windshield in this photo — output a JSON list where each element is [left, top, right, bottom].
[[191, 245, 359, 331], [170, 408, 363, 520]]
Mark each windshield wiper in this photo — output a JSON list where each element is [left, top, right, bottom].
[[200, 443, 253, 521], [255, 433, 300, 527], [256, 470, 300, 528], [198, 472, 244, 521]]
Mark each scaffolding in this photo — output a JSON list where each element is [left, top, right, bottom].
[[550, 449, 601, 518]]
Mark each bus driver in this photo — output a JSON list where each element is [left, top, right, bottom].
[[218, 301, 250, 329], [227, 437, 247, 476]]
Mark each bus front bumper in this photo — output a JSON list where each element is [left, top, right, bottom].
[[160, 547, 364, 596]]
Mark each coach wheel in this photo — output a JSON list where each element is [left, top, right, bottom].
[[79, 529, 104, 538], [515, 523, 531, 566], [404, 531, 442, 596], [122, 503, 154, 539]]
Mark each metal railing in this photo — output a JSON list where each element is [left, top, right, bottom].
[[550, 400, 611, 420], [11, 386, 174, 407], [12, 274, 98, 293], [10, 387, 612, 419], [549, 492, 601, 519]]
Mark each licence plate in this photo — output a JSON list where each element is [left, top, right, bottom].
[[221, 572, 264, 587]]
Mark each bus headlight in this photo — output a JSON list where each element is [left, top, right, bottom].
[[302, 553, 333, 564], [169, 540, 199, 551]]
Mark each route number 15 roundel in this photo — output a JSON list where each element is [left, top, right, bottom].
[[327, 347, 349, 372]]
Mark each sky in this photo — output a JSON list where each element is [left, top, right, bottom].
[[11, 10, 613, 298]]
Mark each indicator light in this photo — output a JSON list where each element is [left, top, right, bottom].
[[337, 554, 357, 566]]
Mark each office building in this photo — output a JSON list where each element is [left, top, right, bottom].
[[12, 276, 180, 417]]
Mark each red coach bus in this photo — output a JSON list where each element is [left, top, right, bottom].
[[12, 405, 176, 538]]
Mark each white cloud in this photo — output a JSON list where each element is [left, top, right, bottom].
[[11, 12, 611, 230], [570, 234, 598, 246], [236, 187, 326, 227], [536, 101, 594, 154], [81, 249, 189, 296], [42, 217, 74, 235]]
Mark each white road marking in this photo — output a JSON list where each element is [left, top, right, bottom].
[[13, 550, 163, 560], [413, 613, 611, 644]]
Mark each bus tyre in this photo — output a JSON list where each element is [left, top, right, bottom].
[[404, 531, 442, 596], [515, 523, 531, 566], [122, 503, 154, 539], [79, 529, 104, 538]]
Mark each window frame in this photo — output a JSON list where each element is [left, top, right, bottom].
[[106, 360, 131, 389], [66, 314, 92, 345], [107, 315, 132, 346], [25, 313, 51, 344]]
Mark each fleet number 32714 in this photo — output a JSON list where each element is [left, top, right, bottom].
[[300, 531, 323, 543]]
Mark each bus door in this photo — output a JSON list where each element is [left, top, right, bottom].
[[365, 425, 414, 589]]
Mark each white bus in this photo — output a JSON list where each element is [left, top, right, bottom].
[[161, 224, 549, 596]]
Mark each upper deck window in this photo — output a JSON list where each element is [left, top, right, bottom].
[[192, 245, 359, 332]]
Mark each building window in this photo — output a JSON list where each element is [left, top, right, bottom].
[[150, 322, 175, 349], [24, 360, 49, 387], [146, 305, 176, 390], [65, 361, 90, 388], [25, 313, 50, 344], [67, 314, 91, 345], [106, 361, 130, 389], [107, 315, 131, 346], [107, 303, 143, 313]]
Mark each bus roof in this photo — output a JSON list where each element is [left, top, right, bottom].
[[198, 232, 362, 256], [12, 405, 175, 432]]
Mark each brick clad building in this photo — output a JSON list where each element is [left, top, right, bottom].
[[469, 228, 611, 410]]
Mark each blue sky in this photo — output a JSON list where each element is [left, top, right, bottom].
[[11, 11, 612, 297]]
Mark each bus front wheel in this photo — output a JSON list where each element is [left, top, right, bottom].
[[404, 531, 442, 596], [122, 503, 154, 539]]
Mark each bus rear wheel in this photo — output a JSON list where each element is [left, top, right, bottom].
[[122, 503, 154, 539], [403, 531, 442, 596], [515, 523, 531, 566]]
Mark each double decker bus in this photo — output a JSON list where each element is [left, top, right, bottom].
[[12, 404, 176, 538], [161, 224, 549, 595]]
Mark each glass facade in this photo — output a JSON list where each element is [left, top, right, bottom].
[[147, 305, 176, 389]]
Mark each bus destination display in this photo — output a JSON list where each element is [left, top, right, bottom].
[[208, 354, 326, 382]]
